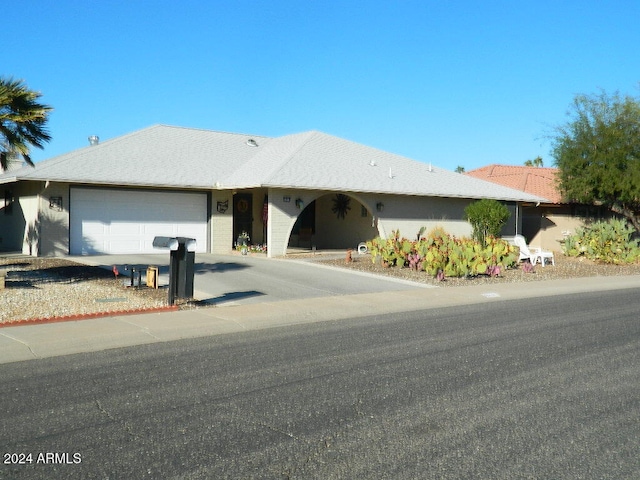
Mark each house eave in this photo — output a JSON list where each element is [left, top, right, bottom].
[[256, 182, 544, 203], [0, 175, 19, 185], [17, 176, 215, 191]]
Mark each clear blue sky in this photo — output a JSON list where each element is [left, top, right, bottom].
[[4, 0, 639, 171]]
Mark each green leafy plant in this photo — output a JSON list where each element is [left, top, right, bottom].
[[464, 199, 510, 247], [235, 231, 250, 251], [551, 89, 640, 231], [562, 218, 640, 264], [1, 77, 53, 170]]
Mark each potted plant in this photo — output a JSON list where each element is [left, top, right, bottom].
[[236, 232, 250, 255]]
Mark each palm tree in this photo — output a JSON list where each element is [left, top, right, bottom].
[[524, 156, 544, 167], [0, 77, 52, 170]]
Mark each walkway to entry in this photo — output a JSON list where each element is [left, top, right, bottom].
[[72, 252, 430, 307]]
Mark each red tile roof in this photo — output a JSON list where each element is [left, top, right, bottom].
[[465, 164, 562, 204]]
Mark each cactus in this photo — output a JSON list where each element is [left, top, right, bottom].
[[408, 253, 422, 271], [487, 265, 501, 277], [522, 261, 535, 273], [562, 219, 640, 264], [367, 237, 383, 264], [364, 227, 517, 278]]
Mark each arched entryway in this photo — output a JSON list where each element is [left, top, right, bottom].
[[287, 193, 379, 250]]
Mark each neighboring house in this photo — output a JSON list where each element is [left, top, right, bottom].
[[0, 125, 545, 257], [466, 164, 610, 251]]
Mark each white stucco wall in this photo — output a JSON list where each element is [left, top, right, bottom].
[[38, 182, 70, 256], [372, 194, 473, 240], [267, 189, 304, 257], [211, 192, 233, 254]]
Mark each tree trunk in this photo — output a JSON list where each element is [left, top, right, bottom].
[[610, 204, 640, 232]]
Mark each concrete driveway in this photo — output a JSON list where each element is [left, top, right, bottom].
[[72, 253, 430, 306]]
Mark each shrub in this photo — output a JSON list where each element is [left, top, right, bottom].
[[562, 219, 640, 264], [464, 199, 510, 247]]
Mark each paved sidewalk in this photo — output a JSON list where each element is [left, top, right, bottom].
[[2, 275, 639, 365]]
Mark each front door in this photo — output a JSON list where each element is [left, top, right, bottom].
[[233, 193, 253, 246]]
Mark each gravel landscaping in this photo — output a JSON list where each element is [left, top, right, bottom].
[[0, 257, 169, 325], [316, 252, 640, 287], [2, 253, 640, 326]]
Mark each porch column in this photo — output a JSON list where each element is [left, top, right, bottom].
[[266, 189, 310, 257]]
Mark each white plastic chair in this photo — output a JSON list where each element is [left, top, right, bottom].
[[513, 235, 555, 266]]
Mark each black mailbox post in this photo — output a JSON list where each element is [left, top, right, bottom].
[[153, 236, 196, 305], [173, 237, 195, 300]]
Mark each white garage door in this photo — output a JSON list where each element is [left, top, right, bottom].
[[70, 188, 208, 255]]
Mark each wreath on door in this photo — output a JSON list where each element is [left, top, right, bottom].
[[236, 198, 249, 213], [332, 194, 351, 219]]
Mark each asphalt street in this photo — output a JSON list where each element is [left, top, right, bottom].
[[2, 288, 639, 479]]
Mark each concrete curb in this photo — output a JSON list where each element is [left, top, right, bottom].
[[0, 305, 179, 329]]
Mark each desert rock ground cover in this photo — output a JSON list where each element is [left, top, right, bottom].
[[1, 257, 168, 325], [316, 252, 640, 287]]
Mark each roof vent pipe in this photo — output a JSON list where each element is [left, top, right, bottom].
[[88, 135, 99, 146]]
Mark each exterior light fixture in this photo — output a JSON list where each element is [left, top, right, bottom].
[[295, 198, 304, 209], [376, 202, 384, 212]]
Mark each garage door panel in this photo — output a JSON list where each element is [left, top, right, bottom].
[[70, 189, 208, 255], [109, 222, 145, 235], [83, 222, 108, 235], [144, 224, 177, 236], [177, 230, 204, 238]]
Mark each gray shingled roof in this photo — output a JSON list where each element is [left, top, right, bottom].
[[0, 124, 547, 202], [0, 125, 270, 189]]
